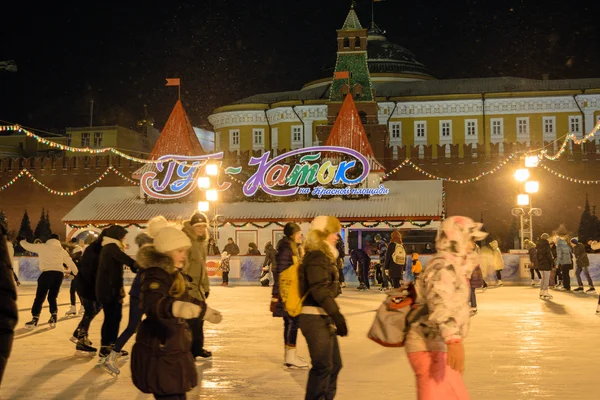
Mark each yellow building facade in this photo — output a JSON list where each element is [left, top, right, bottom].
[[208, 8, 600, 161]]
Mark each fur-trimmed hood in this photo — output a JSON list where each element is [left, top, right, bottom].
[[136, 245, 178, 274], [304, 231, 338, 262], [182, 221, 208, 243]]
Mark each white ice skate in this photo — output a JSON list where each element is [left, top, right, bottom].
[[48, 313, 57, 329], [102, 351, 120, 377], [284, 346, 309, 369], [539, 290, 553, 300], [78, 306, 85, 315], [65, 305, 77, 317]]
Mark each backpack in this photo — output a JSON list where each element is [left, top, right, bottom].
[[278, 256, 307, 317], [392, 243, 406, 265], [368, 283, 428, 347]]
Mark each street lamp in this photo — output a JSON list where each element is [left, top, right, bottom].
[[206, 163, 219, 176], [525, 181, 539, 194], [197, 201, 210, 212], [197, 176, 210, 189], [514, 168, 530, 182], [517, 194, 530, 206], [206, 189, 218, 202], [525, 155, 540, 168]]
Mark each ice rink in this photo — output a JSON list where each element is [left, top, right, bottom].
[[2, 284, 599, 399]]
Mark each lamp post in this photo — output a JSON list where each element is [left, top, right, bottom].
[[512, 156, 542, 248], [197, 163, 221, 239]]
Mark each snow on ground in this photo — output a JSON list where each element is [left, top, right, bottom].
[[2, 284, 599, 399]]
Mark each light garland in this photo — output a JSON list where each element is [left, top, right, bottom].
[[0, 166, 139, 195], [1, 125, 194, 166], [381, 154, 517, 183], [539, 121, 600, 161], [540, 163, 600, 185]]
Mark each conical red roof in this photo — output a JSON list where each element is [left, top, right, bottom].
[[325, 94, 374, 158], [150, 100, 205, 158]]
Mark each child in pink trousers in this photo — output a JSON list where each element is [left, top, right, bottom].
[[405, 216, 488, 400]]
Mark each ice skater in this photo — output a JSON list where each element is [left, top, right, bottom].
[[405, 216, 487, 399], [130, 224, 222, 398], [570, 238, 595, 293], [554, 232, 572, 291], [349, 246, 370, 290], [95, 226, 135, 361], [535, 233, 555, 300], [0, 221, 18, 385], [219, 252, 231, 286], [21, 234, 78, 330], [489, 240, 504, 286], [66, 238, 84, 317], [525, 240, 541, 286], [383, 230, 406, 289], [299, 216, 347, 400]]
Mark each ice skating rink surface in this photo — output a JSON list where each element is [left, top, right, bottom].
[[2, 284, 599, 399]]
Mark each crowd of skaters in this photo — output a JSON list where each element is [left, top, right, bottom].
[[1, 214, 600, 399]]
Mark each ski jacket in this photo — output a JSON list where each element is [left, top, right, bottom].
[[535, 239, 554, 271], [95, 237, 135, 304], [181, 222, 210, 302], [572, 243, 589, 268], [77, 240, 102, 300], [300, 244, 340, 317], [20, 239, 77, 274], [555, 238, 572, 267], [131, 245, 206, 396]]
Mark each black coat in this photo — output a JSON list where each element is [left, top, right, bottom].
[[95, 240, 135, 304], [535, 239, 554, 271], [131, 246, 206, 396], [77, 241, 103, 301], [0, 253, 18, 384], [350, 248, 370, 271], [223, 243, 240, 256], [272, 237, 295, 318], [384, 242, 405, 278], [300, 249, 340, 316], [573, 243, 590, 268]]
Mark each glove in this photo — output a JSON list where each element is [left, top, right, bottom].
[[331, 312, 348, 337], [172, 300, 201, 319], [204, 291, 209, 299], [203, 306, 223, 324], [446, 341, 465, 374]]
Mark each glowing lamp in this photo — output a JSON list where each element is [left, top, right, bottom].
[[514, 168, 530, 182], [206, 189, 218, 202], [525, 155, 539, 168], [517, 194, 530, 206], [197, 201, 209, 212], [525, 181, 539, 194], [197, 177, 210, 189], [206, 164, 219, 176]]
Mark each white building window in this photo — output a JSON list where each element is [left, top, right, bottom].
[[516, 117, 529, 143], [491, 118, 504, 137], [229, 129, 240, 150], [465, 119, 477, 138], [291, 125, 303, 149], [252, 128, 264, 149], [414, 121, 427, 143], [542, 117, 555, 143], [81, 132, 90, 147], [93, 132, 103, 147], [439, 120, 452, 141], [569, 115, 582, 136], [390, 122, 402, 142]]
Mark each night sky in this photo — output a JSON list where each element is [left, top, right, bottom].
[[1, 0, 598, 133]]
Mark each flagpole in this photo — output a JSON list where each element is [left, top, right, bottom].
[[371, 0, 374, 29]]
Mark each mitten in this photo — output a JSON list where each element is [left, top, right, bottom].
[[331, 312, 348, 337], [203, 306, 223, 324], [172, 301, 201, 319]]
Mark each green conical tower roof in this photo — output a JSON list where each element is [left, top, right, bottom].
[[341, 5, 363, 30]]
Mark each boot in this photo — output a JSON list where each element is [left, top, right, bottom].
[[102, 350, 120, 377], [284, 346, 309, 369], [24, 316, 39, 330]]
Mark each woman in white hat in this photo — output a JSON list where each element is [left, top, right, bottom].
[[299, 216, 347, 400]]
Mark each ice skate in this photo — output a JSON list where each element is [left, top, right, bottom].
[[539, 290, 553, 300], [78, 306, 85, 315], [586, 287, 596, 294], [469, 308, 478, 317], [102, 350, 121, 377], [118, 349, 129, 361], [531, 280, 536, 286], [48, 313, 58, 329], [284, 346, 309, 369], [573, 287, 584, 293], [194, 349, 212, 363], [75, 340, 97, 356], [24, 316, 39, 330], [596, 305, 600, 316], [65, 305, 77, 317], [497, 280, 503, 287], [97, 346, 112, 366]]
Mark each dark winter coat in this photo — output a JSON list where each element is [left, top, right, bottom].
[[95, 237, 135, 304], [0, 243, 18, 384], [470, 266, 484, 289], [350, 248, 370, 272], [272, 236, 296, 318], [535, 239, 554, 271], [131, 246, 206, 396], [528, 247, 537, 269], [572, 243, 590, 268], [336, 238, 345, 260], [207, 243, 220, 256], [223, 242, 240, 256], [129, 263, 142, 299], [247, 247, 261, 256], [384, 242, 405, 278], [77, 239, 103, 301], [300, 245, 340, 317], [263, 244, 277, 269]]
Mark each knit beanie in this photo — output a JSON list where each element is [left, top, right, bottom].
[[190, 212, 208, 227], [310, 216, 342, 235], [570, 238, 578, 245], [147, 216, 170, 238], [154, 227, 192, 254], [283, 222, 301, 238], [541, 233, 550, 240]]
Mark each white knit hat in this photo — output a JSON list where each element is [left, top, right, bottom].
[[154, 226, 192, 253], [147, 216, 170, 238], [310, 216, 342, 234]]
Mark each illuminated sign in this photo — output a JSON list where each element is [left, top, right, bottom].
[[141, 147, 388, 199]]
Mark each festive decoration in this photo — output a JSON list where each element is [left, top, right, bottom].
[[539, 121, 600, 161], [540, 163, 600, 185], [68, 223, 146, 229], [381, 155, 517, 183], [0, 166, 138, 195]]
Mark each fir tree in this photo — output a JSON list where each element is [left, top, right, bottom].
[[0, 210, 6, 227], [591, 205, 600, 241], [34, 208, 45, 241], [577, 195, 595, 243], [44, 210, 53, 241], [18, 210, 34, 242]]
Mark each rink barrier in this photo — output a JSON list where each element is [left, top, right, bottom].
[[13, 254, 600, 287]]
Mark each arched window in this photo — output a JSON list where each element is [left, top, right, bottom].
[[343, 37, 350, 48]]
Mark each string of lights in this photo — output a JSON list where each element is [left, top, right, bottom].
[[540, 163, 600, 185], [538, 121, 600, 161]]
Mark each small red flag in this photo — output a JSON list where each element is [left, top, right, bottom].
[[334, 71, 350, 79], [165, 78, 180, 86]]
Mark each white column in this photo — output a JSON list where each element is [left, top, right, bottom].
[[304, 120, 314, 148], [271, 127, 278, 156]]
